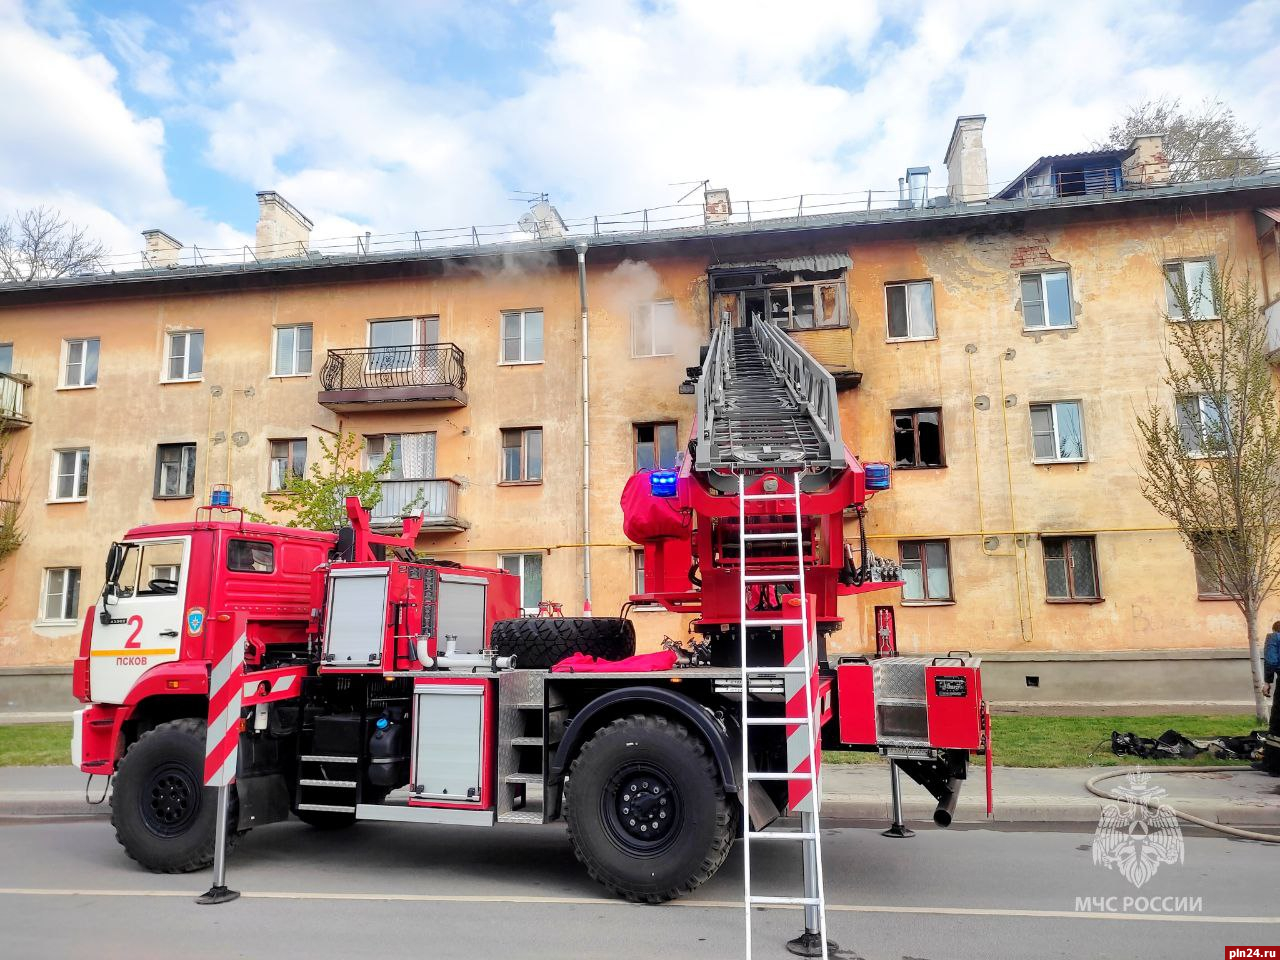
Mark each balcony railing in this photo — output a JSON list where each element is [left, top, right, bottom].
[[370, 478, 467, 532], [318, 344, 468, 411], [0, 373, 31, 428]]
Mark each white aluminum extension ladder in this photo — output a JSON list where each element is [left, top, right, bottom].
[[735, 471, 829, 959]]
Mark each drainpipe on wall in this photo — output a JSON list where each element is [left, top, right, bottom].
[[576, 240, 593, 615]]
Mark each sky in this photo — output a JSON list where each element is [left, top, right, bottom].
[[1, 0, 1277, 263]]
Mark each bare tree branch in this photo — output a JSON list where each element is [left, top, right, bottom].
[[0, 206, 105, 283], [1099, 96, 1267, 181]]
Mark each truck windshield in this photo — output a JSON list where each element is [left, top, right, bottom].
[[105, 541, 184, 598]]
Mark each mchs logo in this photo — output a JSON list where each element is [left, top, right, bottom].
[[1092, 771, 1184, 888]]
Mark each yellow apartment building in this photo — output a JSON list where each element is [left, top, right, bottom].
[[3, 115, 1280, 712]]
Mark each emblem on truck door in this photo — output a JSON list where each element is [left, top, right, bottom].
[[933, 675, 967, 697], [186, 607, 205, 637]]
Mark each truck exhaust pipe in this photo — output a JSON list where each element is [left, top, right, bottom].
[[894, 758, 966, 829], [932, 778, 962, 827]]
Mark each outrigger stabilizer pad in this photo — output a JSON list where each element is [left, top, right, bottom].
[[196, 884, 240, 905], [785, 931, 840, 958], [881, 822, 915, 838]]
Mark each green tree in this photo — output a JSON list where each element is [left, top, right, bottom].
[[0, 425, 24, 612], [264, 432, 400, 531], [1135, 258, 1280, 721], [1101, 96, 1266, 182]]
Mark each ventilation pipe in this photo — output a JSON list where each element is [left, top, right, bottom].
[[576, 240, 593, 615]]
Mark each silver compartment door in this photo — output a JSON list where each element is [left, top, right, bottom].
[[324, 569, 389, 665], [413, 686, 484, 802], [435, 575, 487, 654]]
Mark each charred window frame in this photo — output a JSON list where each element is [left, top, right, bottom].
[[709, 268, 848, 330], [892, 407, 944, 469]]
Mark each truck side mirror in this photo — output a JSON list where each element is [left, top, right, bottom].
[[105, 542, 126, 584]]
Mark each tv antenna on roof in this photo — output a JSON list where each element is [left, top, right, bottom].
[[508, 190, 550, 207], [670, 179, 710, 203]]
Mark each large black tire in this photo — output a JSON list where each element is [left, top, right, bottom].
[[489, 617, 636, 669], [111, 718, 238, 873], [565, 714, 736, 903]]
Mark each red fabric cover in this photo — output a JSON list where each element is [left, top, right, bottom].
[[620, 472, 689, 543], [551, 649, 679, 673]]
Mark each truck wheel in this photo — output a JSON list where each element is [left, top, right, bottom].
[[565, 714, 735, 903], [111, 718, 237, 873], [489, 617, 636, 669]]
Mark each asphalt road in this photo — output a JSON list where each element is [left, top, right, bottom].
[[0, 816, 1275, 960]]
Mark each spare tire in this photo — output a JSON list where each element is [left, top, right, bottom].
[[489, 617, 636, 669]]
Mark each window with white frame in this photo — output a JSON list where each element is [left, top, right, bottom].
[[273, 324, 313, 376], [62, 338, 99, 387], [499, 553, 543, 613], [899, 540, 952, 602], [632, 301, 676, 357], [366, 433, 436, 479], [885, 281, 936, 340], [501, 309, 544, 364], [1164, 260, 1218, 320], [1177, 394, 1232, 457], [1029, 401, 1086, 462], [501, 427, 543, 482], [634, 548, 647, 595], [40, 567, 81, 622], [50, 448, 90, 501], [154, 443, 196, 498], [165, 331, 204, 381], [1020, 271, 1074, 329], [269, 439, 307, 491]]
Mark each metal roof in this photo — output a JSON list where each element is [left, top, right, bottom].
[[2, 169, 1279, 304], [995, 148, 1135, 200], [710, 253, 853, 273]]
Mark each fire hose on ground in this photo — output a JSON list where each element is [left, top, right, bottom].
[[1084, 767, 1280, 844]]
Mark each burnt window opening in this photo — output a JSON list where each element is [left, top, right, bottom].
[[892, 407, 944, 469], [710, 268, 847, 330]]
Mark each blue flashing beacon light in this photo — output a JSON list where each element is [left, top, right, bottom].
[[864, 462, 891, 491], [649, 470, 679, 498], [210, 484, 233, 508]]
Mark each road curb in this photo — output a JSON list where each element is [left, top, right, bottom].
[[0, 792, 108, 818]]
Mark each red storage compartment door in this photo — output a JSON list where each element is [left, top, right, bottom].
[[925, 665, 982, 749], [836, 662, 876, 745]]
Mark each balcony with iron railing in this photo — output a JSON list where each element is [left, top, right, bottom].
[[318, 343, 468, 411], [0, 372, 31, 429], [370, 477, 468, 533]]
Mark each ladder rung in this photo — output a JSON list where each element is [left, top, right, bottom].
[[742, 573, 800, 582], [743, 532, 800, 541], [298, 779, 357, 788], [745, 716, 809, 726], [743, 665, 808, 674], [748, 895, 822, 906], [300, 755, 359, 763], [745, 771, 815, 782], [745, 619, 806, 627], [746, 831, 817, 841]]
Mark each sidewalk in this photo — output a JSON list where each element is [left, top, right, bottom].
[[2, 762, 1278, 826]]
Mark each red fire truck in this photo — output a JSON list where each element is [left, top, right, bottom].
[[71, 317, 987, 953]]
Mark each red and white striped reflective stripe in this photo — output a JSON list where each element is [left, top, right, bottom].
[[241, 665, 306, 705], [204, 617, 246, 787], [782, 599, 820, 813]]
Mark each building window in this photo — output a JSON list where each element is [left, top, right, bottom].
[[154, 443, 197, 499], [269, 439, 307, 491], [1042, 536, 1100, 601], [273, 324, 313, 376], [166, 331, 204, 381], [50, 448, 90, 501], [1191, 531, 1239, 599], [899, 540, 952, 602], [632, 301, 676, 357], [1030, 401, 1086, 462], [0, 343, 11, 373], [499, 553, 543, 613], [501, 428, 543, 482], [710, 270, 847, 330], [501, 309, 544, 364], [1164, 260, 1218, 320], [891, 408, 944, 469], [366, 433, 435, 479], [1020, 271, 1073, 329], [635, 422, 678, 471], [62, 338, 100, 387], [634, 548, 647, 595], [885, 281, 936, 340], [40, 567, 81, 622], [1177, 394, 1232, 457]]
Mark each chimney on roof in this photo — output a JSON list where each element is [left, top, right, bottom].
[[1123, 134, 1171, 188], [944, 115, 989, 204], [704, 187, 732, 224], [142, 229, 182, 268], [255, 191, 313, 260]]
